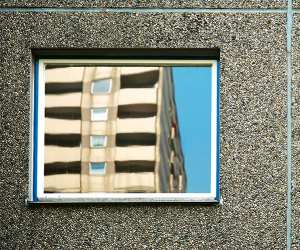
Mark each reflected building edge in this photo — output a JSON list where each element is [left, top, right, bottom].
[[44, 65, 187, 193]]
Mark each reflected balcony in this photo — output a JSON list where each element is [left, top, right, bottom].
[[117, 117, 156, 133], [113, 172, 155, 192], [44, 174, 81, 193], [118, 88, 157, 105], [81, 146, 156, 162]]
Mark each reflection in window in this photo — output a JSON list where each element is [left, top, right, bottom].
[[39, 62, 219, 200], [89, 162, 106, 175], [91, 79, 112, 93], [90, 135, 107, 148], [91, 108, 108, 121]]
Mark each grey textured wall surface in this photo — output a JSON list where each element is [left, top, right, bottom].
[[292, 13, 300, 250], [0, 0, 287, 8], [293, 0, 300, 7], [0, 1, 297, 249]]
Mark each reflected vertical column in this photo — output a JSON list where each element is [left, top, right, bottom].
[[80, 67, 96, 192]]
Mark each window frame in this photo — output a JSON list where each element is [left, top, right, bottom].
[[91, 78, 112, 94], [89, 162, 106, 175], [91, 108, 108, 121], [29, 58, 220, 203], [90, 135, 107, 148]]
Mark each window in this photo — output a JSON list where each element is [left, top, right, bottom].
[[91, 79, 112, 94], [89, 163, 106, 175], [91, 108, 108, 121], [90, 135, 107, 148], [30, 54, 220, 203]]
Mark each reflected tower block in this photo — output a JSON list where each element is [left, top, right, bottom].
[[44, 66, 186, 193]]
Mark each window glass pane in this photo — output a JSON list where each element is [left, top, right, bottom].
[[90, 135, 107, 148], [92, 79, 111, 93], [40, 62, 219, 200], [90, 162, 105, 175], [91, 108, 108, 121]]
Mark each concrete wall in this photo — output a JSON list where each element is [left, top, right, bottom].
[[1, 1, 299, 249]]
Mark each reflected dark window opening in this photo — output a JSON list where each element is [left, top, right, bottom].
[[45, 134, 81, 147], [120, 70, 159, 88], [117, 104, 157, 118], [115, 161, 155, 173], [45, 82, 82, 94], [116, 133, 156, 146], [45, 65, 72, 70], [45, 107, 81, 120], [44, 161, 81, 175]]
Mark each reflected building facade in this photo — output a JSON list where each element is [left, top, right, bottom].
[[44, 65, 186, 193]]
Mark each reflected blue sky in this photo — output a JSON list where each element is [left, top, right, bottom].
[[172, 67, 212, 193]]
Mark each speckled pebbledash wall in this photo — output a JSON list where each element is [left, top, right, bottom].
[[1, 1, 299, 249], [0, 0, 288, 8], [292, 12, 300, 250]]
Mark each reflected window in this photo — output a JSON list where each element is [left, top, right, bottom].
[[91, 79, 112, 94], [90, 135, 107, 148], [91, 108, 108, 121], [32, 58, 220, 203], [89, 162, 106, 175]]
